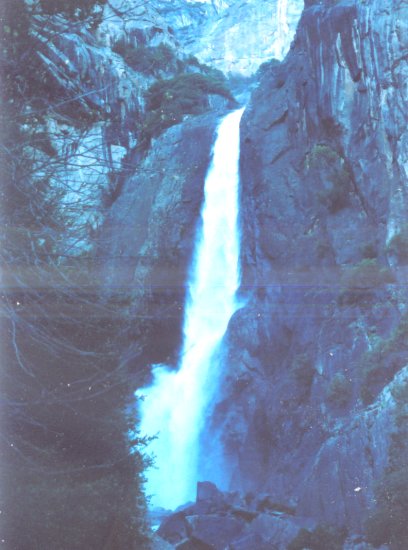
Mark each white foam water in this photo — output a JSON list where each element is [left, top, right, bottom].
[[137, 108, 245, 510]]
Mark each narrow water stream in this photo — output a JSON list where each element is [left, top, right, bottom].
[[137, 108, 245, 510]]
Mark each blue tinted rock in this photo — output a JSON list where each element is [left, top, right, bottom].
[[157, 512, 189, 544], [186, 514, 245, 550]]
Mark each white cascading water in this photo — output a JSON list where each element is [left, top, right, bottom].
[[137, 108, 245, 510], [274, 0, 290, 60]]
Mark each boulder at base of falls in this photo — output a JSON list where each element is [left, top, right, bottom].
[[155, 481, 314, 550], [154, 482, 390, 549]]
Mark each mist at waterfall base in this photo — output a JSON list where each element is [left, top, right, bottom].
[[136, 108, 245, 511]]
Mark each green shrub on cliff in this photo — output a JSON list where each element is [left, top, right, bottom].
[[140, 72, 233, 146], [111, 37, 234, 149], [307, 144, 339, 168], [341, 259, 394, 288], [145, 72, 233, 112], [112, 41, 181, 75], [359, 312, 408, 404]]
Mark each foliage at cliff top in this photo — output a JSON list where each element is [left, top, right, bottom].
[[146, 72, 233, 112], [39, 0, 105, 21], [109, 36, 235, 149], [112, 41, 183, 76], [140, 71, 234, 147]]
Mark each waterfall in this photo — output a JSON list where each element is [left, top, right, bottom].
[[137, 108, 245, 510], [274, 0, 290, 60]]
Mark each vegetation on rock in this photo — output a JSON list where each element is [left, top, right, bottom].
[[112, 41, 182, 76], [110, 33, 234, 150], [39, 0, 105, 21], [1, 1, 151, 547], [338, 259, 394, 306], [359, 312, 408, 405], [140, 71, 234, 146]]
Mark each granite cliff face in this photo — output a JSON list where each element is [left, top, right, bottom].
[[20, 0, 304, 255], [202, 0, 408, 537], [22, 1, 175, 255], [154, 0, 304, 75]]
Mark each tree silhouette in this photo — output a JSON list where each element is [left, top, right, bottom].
[[1, 1, 152, 547]]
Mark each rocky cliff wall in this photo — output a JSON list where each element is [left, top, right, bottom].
[[99, 112, 221, 371], [155, 0, 304, 75], [206, 0, 408, 534], [25, 4, 169, 255]]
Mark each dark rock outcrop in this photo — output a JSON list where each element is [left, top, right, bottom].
[[202, 0, 408, 536], [155, 482, 313, 550]]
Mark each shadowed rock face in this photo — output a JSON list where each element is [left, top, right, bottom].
[[99, 112, 221, 369], [155, 481, 314, 550], [202, 0, 408, 533]]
